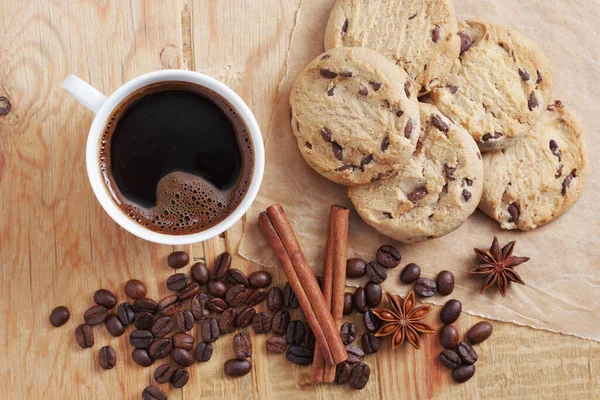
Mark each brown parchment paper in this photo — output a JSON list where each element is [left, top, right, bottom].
[[240, 0, 600, 341]]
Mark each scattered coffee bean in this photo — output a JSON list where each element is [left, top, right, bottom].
[[133, 298, 158, 314], [213, 252, 232, 280], [93, 289, 117, 309], [151, 316, 174, 338], [142, 386, 166, 400], [219, 308, 238, 334], [233, 332, 252, 359], [252, 312, 272, 334], [345, 345, 364, 363], [134, 312, 154, 330], [175, 309, 194, 332], [364, 281, 382, 307], [272, 310, 291, 335], [283, 282, 299, 309], [362, 333, 379, 354], [436, 270, 455, 296], [227, 269, 249, 287], [226, 284, 250, 307], [105, 314, 125, 337], [224, 358, 252, 376], [117, 302, 135, 326], [286, 346, 313, 365], [246, 288, 267, 306], [365, 261, 387, 283], [148, 338, 172, 359], [353, 287, 368, 313], [154, 364, 174, 384], [349, 363, 370, 390], [267, 287, 284, 311], [248, 270, 272, 288], [207, 297, 228, 313], [340, 322, 357, 345], [208, 280, 228, 298], [191, 293, 210, 320], [195, 342, 213, 362], [236, 306, 256, 328], [178, 282, 201, 301], [467, 321, 493, 344], [452, 364, 476, 383], [99, 345, 116, 370], [400, 263, 421, 283], [346, 258, 367, 278], [414, 277, 436, 297], [49, 306, 70, 327], [171, 366, 189, 388], [335, 362, 352, 384], [363, 309, 381, 332], [171, 347, 195, 367], [376, 245, 401, 268], [286, 320, 306, 345], [343, 292, 354, 315], [130, 330, 153, 349], [191, 262, 210, 285], [75, 324, 94, 349], [132, 348, 154, 367], [440, 299, 462, 325], [439, 349, 462, 369], [166, 273, 188, 292], [456, 341, 478, 364], [167, 251, 189, 269], [266, 336, 287, 353], [439, 325, 460, 349], [304, 327, 316, 349], [84, 305, 109, 326], [125, 279, 147, 300], [172, 332, 194, 350], [201, 318, 220, 343]]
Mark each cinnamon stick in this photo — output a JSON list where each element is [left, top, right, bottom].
[[264, 204, 348, 365]]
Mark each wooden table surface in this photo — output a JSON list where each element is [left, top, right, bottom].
[[1, 1, 598, 399]]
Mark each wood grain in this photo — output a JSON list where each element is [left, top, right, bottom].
[[0, 1, 598, 399]]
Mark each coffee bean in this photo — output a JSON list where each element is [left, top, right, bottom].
[[286, 320, 306, 345], [166, 273, 188, 291], [226, 284, 250, 307], [364, 281, 382, 307], [267, 287, 284, 311], [132, 348, 154, 367], [130, 330, 153, 349], [201, 318, 220, 343], [49, 306, 70, 327], [191, 293, 210, 320], [439, 349, 462, 369], [340, 322, 357, 345], [105, 314, 125, 337], [84, 305, 108, 326], [233, 332, 252, 359], [414, 277, 436, 297], [236, 306, 256, 328], [195, 342, 213, 362], [439, 325, 459, 349], [75, 324, 94, 349], [286, 346, 313, 365], [362, 333, 379, 354], [440, 299, 462, 325], [117, 302, 135, 326], [148, 338, 172, 359], [133, 298, 158, 314], [172, 332, 194, 350], [171, 347, 195, 367], [94, 289, 117, 309], [248, 271, 272, 288], [177, 282, 201, 301], [452, 364, 476, 383], [219, 308, 238, 334], [376, 245, 401, 268], [283, 282, 299, 309], [345, 345, 364, 363], [175, 309, 194, 332], [363, 309, 381, 332], [467, 321, 493, 344], [349, 363, 370, 390], [171, 367, 189, 388], [346, 258, 367, 278], [365, 262, 387, 283], [224, 359, 252, 376], [226, 269, 249, 287], [213, 252, 232, 280], [252, 312, 272, 334], [436, 270, 455, 296], [99, 346, 116, 370], [304, 327, 316, 349], [154, 364, 174, 384], [208, 280, 228, 298], [246, 288, 267, 306], [142, 386, 166, 400], [191, 262, 210, 285], [266, 336, 287, 353], [125, 279, 147, 300], [353, 287, 368, 313], [335, 362, 353, 384], [151, 316, 174, 338], [167, 251, 189, 269], [400, 263, 421, 283], [343, 292, 354, 315], [456, 341, 478, 364], [134, 312, 154, 330], [207, 297, 228, 313], [272, 309, 291, 335]]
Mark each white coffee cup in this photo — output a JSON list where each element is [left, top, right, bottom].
[[63, 70, 264, 245]]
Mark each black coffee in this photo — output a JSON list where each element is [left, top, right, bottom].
[[100, 82, 254, 234]]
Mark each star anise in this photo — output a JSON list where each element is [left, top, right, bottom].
[[372, 291, 434, 350], [470, 237, 530, 297]]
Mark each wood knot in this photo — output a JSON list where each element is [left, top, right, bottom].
[[0, 97, 11, 116]]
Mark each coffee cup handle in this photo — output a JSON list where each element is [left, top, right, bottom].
[[62, 74, 107, 114]]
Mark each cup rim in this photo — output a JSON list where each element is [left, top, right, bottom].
[[86, 69, 264, 245]]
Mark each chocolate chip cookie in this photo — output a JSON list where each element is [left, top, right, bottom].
[[290, 47, 421, 186], [324, 0, 461, 95], [348, 103, 483, 243], [430, 20, 553, 152], [479, 101, 588, 230]]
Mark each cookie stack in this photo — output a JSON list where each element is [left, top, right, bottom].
[[290, 0, 588, 242]]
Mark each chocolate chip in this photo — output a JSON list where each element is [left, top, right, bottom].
[[327, 86, 335, 96], [482, 132, 503, 141], [358, 87, 368, 96], [507, 203, 519, 223], [305, 142, 312, 149], [339, 71, 353, 78], [536, 70, 543, 85], [444, 164, 456, 181], [404, 81, 411, 98], [458, 32, 471, 54], [431, 115, 449, 132], [320, 69, 338, 79], [407, 187, 428, 203], [396, 109, 404, 117], [448, 85, 459, 94], [342, 19, 349, 33], [371, 170, 393, 182], [369, 81, 381, 91], [321, 55, 331, 60], [463, 178, 473, 187], [556, 164, 564, 178], [336, 164, 354, 172], [361, 154, 374, 168], [332, 142, 343, 160], [408, 13, 417, 20], [321, 128, 332, 142], [432, 25, 441, 43], [462, 189, 472, 201], [549, 140, 562, 161], [381, 136, 390, 152], [518, 68, 530, 81], [561, 169, 577, 195], [404, 119, 413, 139], [528, 91, 539, 111]]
